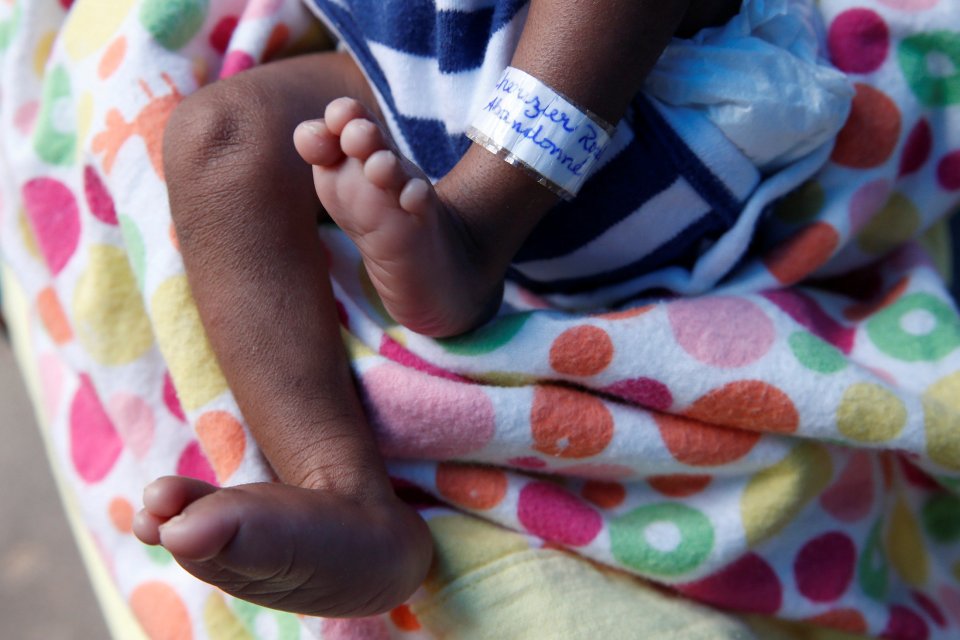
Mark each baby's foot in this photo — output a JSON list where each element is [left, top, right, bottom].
[[133, 477, 432, 617], [294, 98, 502, 337]]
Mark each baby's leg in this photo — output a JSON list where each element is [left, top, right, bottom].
[[133, 53, 431, 617]]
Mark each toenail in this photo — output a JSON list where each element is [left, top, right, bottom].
[[297, 120, 327, 137]]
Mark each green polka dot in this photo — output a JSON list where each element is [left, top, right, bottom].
[[232, 600, 300, 640], [922, 494, 960, 543], [774, 180, 825, 224], [899, 31, 960, 107], [858, 519, 888, 600], [788, 331, 847, 373], [119, 215, 146, 289], [140, 0, 208, 51], [610, 503, 714, 577], [867, 293, 960, 362], [856, 193, 920, 256], [0, 5, 21, 52], [439, 312, 532, 355], [837, 383, 907, 443], [145, 545, 174, 565], [33, 66, 76, 166]]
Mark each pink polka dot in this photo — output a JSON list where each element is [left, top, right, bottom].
[[899, 120, 932, 177], [938, 585, 960, 627], [107, 393, 155, 459], [363, 363, 495, 458], [678, 553, 782, 615], [83, 166, 117, 225], [176, 441, 217, 485], [219, 51, 254, 79], [209, 16, 238, 54], [508, 456, 548, 469], [668, 297, 775, 368], [875, 0, 939, 9], [321, 617, 390, 640], [762, 290, 855, 354], [14, 101, 39, 136], [517, 481, 602, 546], [162, 372, 186, 423], [22, 178, 80, 275], [820, 452, 875, 522], [849, 179, 892, 234], [794, 532, 856, 602], [243, 0, 285, 18], [828, 9, 890, 74], [70, 375, 123, 483], [882, 605, 929, 640], [380, 335, 466, 382], [912, 592, 946, 628], [937, 151, 960, 190], [603, 377, 672, 411]]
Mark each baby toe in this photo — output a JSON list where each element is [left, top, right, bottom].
[[293, 120, 343, 167], [340, 118, 389, 161], [363, 149, 410, 191], [324, 97, 373, 135]]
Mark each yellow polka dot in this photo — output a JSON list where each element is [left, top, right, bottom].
[[204, 592, 253, 640], [385, 327, 407, 347], [341, 329, 375, 359], [741, 443, 833, 547], [471, 371, 540, 386], [72, 244, 153, 365], [150, 275, 228, 411], [18, 208, 40, 261], [856, 193, 920, 256], [837, 383, 907, 443], [32, 31, 56, 77], [76, 92, 94, 150], [923, 396, 960, 470], [63, 0, 135, 61], [885, 494, 928, 587], [926, 372, 960, 411]]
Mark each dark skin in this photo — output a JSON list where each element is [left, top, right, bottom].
[[134, 0, 740, 618]]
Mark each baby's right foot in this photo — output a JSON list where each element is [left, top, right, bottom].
[[133, 477, 432, 617], [294, 98, 503, 337]]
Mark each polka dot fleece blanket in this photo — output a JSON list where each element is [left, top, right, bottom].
[[1, 1, 960, 639]]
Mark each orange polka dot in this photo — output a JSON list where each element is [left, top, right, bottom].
[[196, 411, 246, 483], [98, 37, 127, 80], [37, 287, 72, 344], [647, 474, 712, 498], [531, 385, 614, 459], [581, 480, 625, 508], [804, 608, 868, 634], [108, 497, 134, 533], [685, 380, 799, 434], [169, 222, 180, 252], [390, 604, 421, 631], [831, 84, 901, 169], [436, 463, 508, 510], [594, 305, 654, 321], [130, 582, 193, 640], [655, 413, 761, 467], [264, 23, 291, 62], [763, 222, 839, 285], [844, 276, 909, 321], [549, 326, 614, 376]]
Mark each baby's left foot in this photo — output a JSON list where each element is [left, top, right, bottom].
[[294, 98, 503, 337], [133, 476, 432, 617]]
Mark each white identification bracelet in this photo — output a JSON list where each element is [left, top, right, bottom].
[[466, 66, 614, 200]]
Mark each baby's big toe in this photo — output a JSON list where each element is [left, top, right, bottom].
[[294, 120, 343, 167]]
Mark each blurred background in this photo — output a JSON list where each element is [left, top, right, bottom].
[[0, 337, 109, 639]]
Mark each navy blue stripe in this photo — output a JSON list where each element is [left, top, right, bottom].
[[324, 0, 527, 72], [633, 96, 747, 227], [509, 212, 732, 295]]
